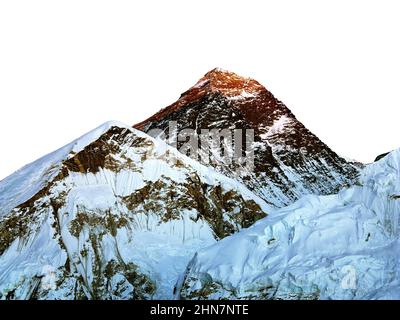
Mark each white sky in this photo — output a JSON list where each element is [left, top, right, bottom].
[[1, 0, 399, 180]]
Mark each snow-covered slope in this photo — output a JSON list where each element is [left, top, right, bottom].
[[0, 122, 124, 218], [135, 68, 361, 208], [178, 148, 400, 300], [0, 122, 270, 300]]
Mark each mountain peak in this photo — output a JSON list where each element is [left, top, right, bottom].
[[201, 67, 247, 83], [134, 70, 360, 207], [193, 68, 265, 98], [134, 69, 270, 130]]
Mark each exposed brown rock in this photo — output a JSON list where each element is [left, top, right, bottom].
[[133, 68, 361, 206], [122, 174, 266, 239]]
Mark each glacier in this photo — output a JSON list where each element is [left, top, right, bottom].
[[178, 148, 400, 299]]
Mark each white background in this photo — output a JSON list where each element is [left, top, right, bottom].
[[0, 0, 399, 180]]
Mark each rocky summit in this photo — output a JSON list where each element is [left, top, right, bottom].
[[135, 68, 360, 208]]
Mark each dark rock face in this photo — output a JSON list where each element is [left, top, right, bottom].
[[134, 68, 361, 207], [374, 152, 390, 162]]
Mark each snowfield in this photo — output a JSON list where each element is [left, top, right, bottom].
[[178, 148, 400, 300]]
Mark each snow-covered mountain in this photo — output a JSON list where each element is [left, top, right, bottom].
[[135, 68, 361, 207], [178, 149, 400, 300], [0, 122, 270, 299], [0, 69, 390, 301]]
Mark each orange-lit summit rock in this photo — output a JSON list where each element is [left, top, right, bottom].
[[135, 68, 273, 129], [134, 68, 361, 207]]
